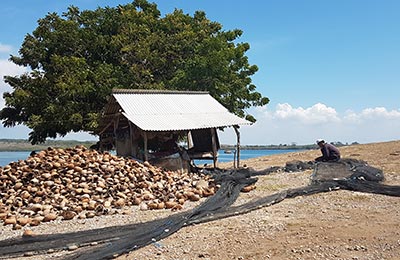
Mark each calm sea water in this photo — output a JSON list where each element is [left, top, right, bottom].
[[0, 149, 300, 167], [219, 149, 299, 161], [0, 151, 32, 167]]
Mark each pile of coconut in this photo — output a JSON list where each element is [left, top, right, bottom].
[[0, 146, 218, 229]]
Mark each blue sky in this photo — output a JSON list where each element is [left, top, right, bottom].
[[1, 0, 399, 145]]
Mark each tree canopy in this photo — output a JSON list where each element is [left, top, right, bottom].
[[1, 0, 269, 144]]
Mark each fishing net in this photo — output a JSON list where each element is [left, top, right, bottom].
[[0, 158, 399, 260]]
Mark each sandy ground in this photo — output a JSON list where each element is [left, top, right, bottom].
[[120, 140, 400, 260], [1, 140, 399, 260]]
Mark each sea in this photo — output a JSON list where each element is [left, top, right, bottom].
[[0, 149, 300, 167]]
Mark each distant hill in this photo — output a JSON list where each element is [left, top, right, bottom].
[[221, 142, 355, 151], [0, 139, 356, 152], [221, 144, 316, 150], [0, 139, 96, 152]]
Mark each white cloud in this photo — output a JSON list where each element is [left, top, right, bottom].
[[62, 131, 98, 141], [0, 59, 27, 107], [219, 103, 400, 145], [273, 103, 340, 124], [345, 107, 400, 121], [0, 59, 25, 79], [0, 59, 28, 138], [0, 43, 13, 54]]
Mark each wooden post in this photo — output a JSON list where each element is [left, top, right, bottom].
[[233, 126, 240, 168], [143, 131, 148, 161], [210, 128, 218, 168], [129, 122, 134, 157], [113, 115, 120, 154], [233, 149, 237, 168]]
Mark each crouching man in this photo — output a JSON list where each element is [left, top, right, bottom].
[[315, 139, 341, 162]]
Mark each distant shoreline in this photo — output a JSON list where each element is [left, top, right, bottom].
[[220, 145, 315, 151], [0, 139, 96, 152], [0, 138, 324, 152]]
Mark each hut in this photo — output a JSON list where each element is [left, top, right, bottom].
[[96, 89, 251, 171]]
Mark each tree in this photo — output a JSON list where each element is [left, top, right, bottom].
[[1, 0, 269, 144]]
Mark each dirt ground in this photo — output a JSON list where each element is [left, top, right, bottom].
[[120, 140, 400, 260], [1, 141, 399, 260]]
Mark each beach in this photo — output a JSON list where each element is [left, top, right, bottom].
[[1, 140, 399, 260], [121, 140, 400, 260]]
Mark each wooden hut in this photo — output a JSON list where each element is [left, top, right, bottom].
[[96, 89, 251, 170]]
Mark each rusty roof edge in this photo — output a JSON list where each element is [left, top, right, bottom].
[[112, 88, 209, 95]]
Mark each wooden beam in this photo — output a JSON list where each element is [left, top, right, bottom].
[[143, 131, 148, 161], [112, 115, 120, 154], [210, 128, 218, 168], [129, 122, 134, 157], [98, 111, 123, 135], [233, 125, 240, 168]]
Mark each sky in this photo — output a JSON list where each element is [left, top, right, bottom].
[[1, 0, 399, 145]]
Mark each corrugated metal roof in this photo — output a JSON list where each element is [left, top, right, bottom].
[[111, 89, 252, 131]]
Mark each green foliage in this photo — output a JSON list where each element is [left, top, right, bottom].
[[1, 0, 269, 144]]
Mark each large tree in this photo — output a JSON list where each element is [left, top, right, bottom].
[[1, 0, 269, 144]]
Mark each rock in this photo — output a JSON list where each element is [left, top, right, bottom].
[[165, 201, 177, 209], [86, 212, 95, 218], [67, 244, 79, 251], [114, 198, 126, 208], [13, 224, 22, 230], [43, 213, 58, 222], [147, 202, 159, 210], [30, 217, 43, 226], [0, 212, 8, 220], [139, 203, 148, 211], [4, 217, 17, 225], [121, 209, 131, 215], [188, 194, 201, 202], [195, 179, 209, 189], [241, 185, 256, 193], [157, 202, 165, 209], [17, 217, 31, 226], [23, 229, 36, 237], [61, 210, 76, 220]]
